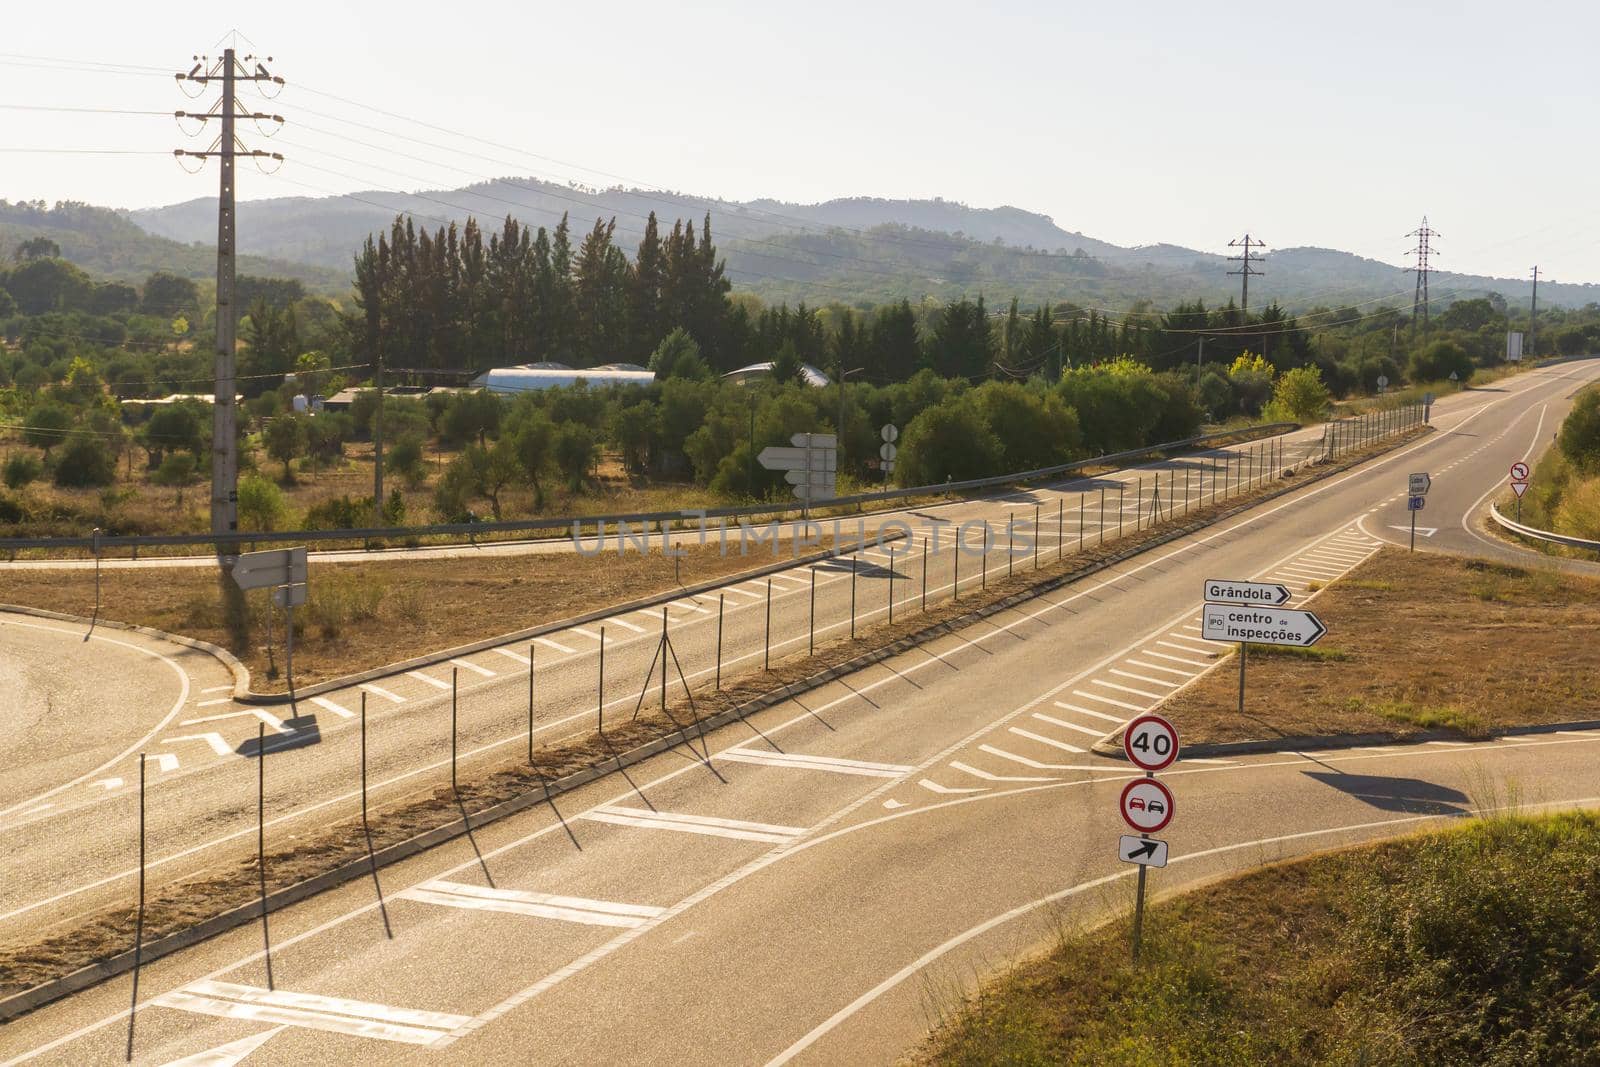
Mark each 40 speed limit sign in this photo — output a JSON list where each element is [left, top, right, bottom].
[[1123, 713, 1180, 772]]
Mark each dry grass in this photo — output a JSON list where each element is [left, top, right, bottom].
[[1164, 550, 1600, 744]]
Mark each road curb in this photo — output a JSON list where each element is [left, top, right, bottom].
[[0, 604, 251, 692], [0, 428, 1418, 1023]]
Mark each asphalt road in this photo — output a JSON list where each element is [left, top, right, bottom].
[[4, 360, 1598, 1065], [0, 425, 1333, 946]]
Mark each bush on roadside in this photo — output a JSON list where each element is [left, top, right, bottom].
[[1557, 385, 1600, 474], [1263, 365, 1331, 423], [3, 452, 42, 490], [52, 431, 116, 488], [236, 474, 287, 531]]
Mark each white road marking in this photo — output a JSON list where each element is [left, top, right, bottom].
[[163, 732, 232, 757], [154, 980, 469, 1046], [718, 748, 912, 778], [397, 881, 664, 928], [1072, 690, 1146, 712], [882, 799, 907, 809], [1144, 649, 1213, 668], [1090, 679, 1165, 701], [153, 753, 179, 773], [1050, 703, 1125, 724], [199, 685, 233, 695], [978, 745, 1101, 771], [94, 778, 123, 791], [309, 696, 354, 720], [491, 647, 530, 666], [581, 806, 805, 844], [1123, 659, 1195, 678], [1156, 640, 1216, 657], [1109, 669, 1178, 689], [450, 658, 496, 677], [950, 760, 1052, 783], [1009, 726, 1087, 753], [360, 683, 404, 704], [669, 600, 711, 615], [570, 627, 603, 642], [918, 778, 987, 795], [405, 670, 452, 691], [181, 708, 292, 734], [157, 1025, 287, 1066], [606, 616, 647, 634], [719, 586, 762, 601], [194, 698, 233, 708], [1035, 712, 1114, 735], [532, 637, 575, 655]]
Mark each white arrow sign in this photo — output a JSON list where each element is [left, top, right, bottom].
[[791, 432, 836, 450], [1202, 605, 1327, 647], [792, 484, 834, 502], [1202, 579, 1292, 606], [1409, 472, 1431, 496], [757, 447, 837, 472], [784, 469, 837, 487], [1119, 835, 1169, 868]]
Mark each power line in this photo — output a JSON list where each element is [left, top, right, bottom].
[[1226, 234, 1267, 312], [1405, 217, 1439, 335]]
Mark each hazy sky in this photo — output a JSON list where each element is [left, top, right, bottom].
[[4, 1, 1597, 285]]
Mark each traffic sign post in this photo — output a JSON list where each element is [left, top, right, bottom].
[[1123, 714, 1180, 772], [1120, 775, 1175, 964], [1509, 462, 1530, 521], [758, 432, 838, 519], [1202, 583, 1326, 717], [1406, 475, 1429, 552], [879, 424, 898, 481], [1119, 836, 1168, 868], [234, 547, 309, 698]]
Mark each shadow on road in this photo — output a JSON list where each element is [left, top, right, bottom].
[[1303, 770, 1470, 815]]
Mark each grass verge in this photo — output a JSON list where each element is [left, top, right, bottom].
[[911, 811, 1600, 1066], [1162, 550, 1600, 745]]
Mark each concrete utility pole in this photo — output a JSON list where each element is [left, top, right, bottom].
[[1529, 265, 1540, 357], [175, 49, 283, 544], [1226, 234, 1267, 313], [1405, 217, 1439, 335]]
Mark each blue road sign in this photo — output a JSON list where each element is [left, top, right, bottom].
[[1408, 495, 1426, 511]]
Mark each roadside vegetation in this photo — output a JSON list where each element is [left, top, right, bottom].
[[1516, 382, 1600, 546], [914, 811, 1600, 1066], [0, 218, 1563, 540], [1161, 551, 1600, 744]]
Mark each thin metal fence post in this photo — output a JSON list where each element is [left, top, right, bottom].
[[1007, 511, 1014, 577], [887, 551, 894, 624], [450, 667, 458, 795], [921, 539, 928, 611], [1099, 489, 1105, 545], [809, 567, 816, 656], [715, 595, 724, 690], [850, 556, 858, 636], [1118, 484, 1125, 538], [1135, 479, 1142, 531], [660, 607, 669, 712], [1034, 504, 1040, 570], [1185, 467, 1191, 514], [361, 694, 369, 821], [764, 578, 773, 669], [597, 627, 606, 734], [953, 535, 960, 600], [527, 644, 535, 763], [258, 722, 272, 989]]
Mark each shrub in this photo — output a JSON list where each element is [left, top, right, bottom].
[[1557, 386, 1600, 475], [152, 452, 198, 504], [1264, 366, 1331, 423], [303, 494, 375, 530], [553, 424, 599, 491], [385, 432, 427, 486], [21, 403, 71, 453], [52, 431, 116, 487], [3, 452, 42, 489], [1409, 339, 1475, 384], [237, 474, 287, 531], [895, 399, 1003, 485]]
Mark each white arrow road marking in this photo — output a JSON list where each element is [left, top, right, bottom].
[[153, 980, 469, 1046], [359, 683, 404, 704], [157, 1025, 287, 1066], [309, 696, 353, 719], [163, 732, 232, 757], [718, 748, 912, 778], [581, 806, 804, 844], [397, 881, 665, 928], [1388, 524, 1438, 536], [405, 671, 452, 691], [94, 778, 123, 791], [918, 778, 986, 795], [152, 753, 180, 773]]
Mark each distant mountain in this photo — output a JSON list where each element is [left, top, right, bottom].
[[123, 182, 1600, 311], [0, 200, 346, 292]]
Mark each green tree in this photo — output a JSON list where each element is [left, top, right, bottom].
[[649, 327, 711, 380], [52, 431, 116, 487], [1265, 365, 1332, 423], [140, 401, 206, 468], [463, 440, 521, 520], [142, 271, 199, 316], [508, 407, 556, 507], [152, 452, 198, 505], [553, 423, 599, 491], [21, 403, 71, 454], [441, 389, 502, 447], [3, 452, 42, 489], [385, 432, 427, 487], [896, 399, 1003, 485], [1558, 387, 1600, 475], [769, 340, 802, 385], [263, 414, 308, 482], [237, 474, 287, 531], [14, 236, 61, 261], [924, 296, 993, 380], [1409, 340, 1475, 385]]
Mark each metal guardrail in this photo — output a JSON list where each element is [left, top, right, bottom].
[[1489, 502, 1600, 552], [0, 422, 1298, 557]]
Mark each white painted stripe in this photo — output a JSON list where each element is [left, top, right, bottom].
[[950, 760, 1052, 783], [1008, 726, 1088, 753], [310, 696, 354, 720], [719, 748, 911, 778], [582, 806, 804, 843], [533, 637, 575, 655], [163, 732, 232, 756], [1091, 679, 1166, 701], [919, 778, 987, 795], [95, 777, 123, 791], [1123, 659, 1196, 679], [156, 981, 468, 1046], [360, 683, 404, 704], [719, 586, 762, 601], [1147, 649, 1214, 667], [491, 647, 530, 666], [194, 698, 232, 708], [1036, 712, 1117, 735], [1072, 690, 1147, 712], [1426, 740, 1473, 747], [1050, 703, 1125, 724], [1110, 669, 1178, 689], [200, 685, 233, 695], [156, 1026, 285, 1066], [153, 753, 179, 773], [1180, 623, 1202, 633], [398, 881, 663, 927], [405, 671, 452, 691], [669, 600, 711, 615], [978, 745, 1101, 772], [607, 616, 647, 634], [1162, 634, 1214, 650], [450, 658, 495, 677], [770, 573, 810, 586], [180, 708, 291, 734]]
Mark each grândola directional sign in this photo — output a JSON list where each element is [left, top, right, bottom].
[[1203, 578, 1291, 606], [1202, 604, 1326, 647], [1119, 835, 1169, 868], [1409, 472, 1431, 496], [758, 432, 839, 507]]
